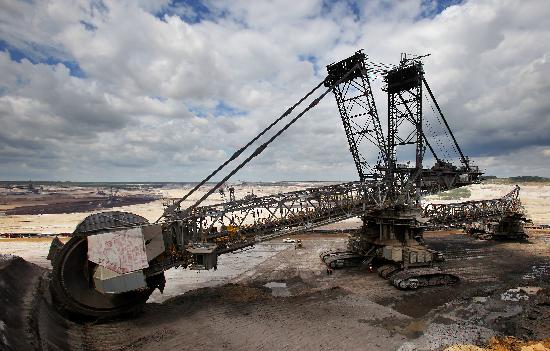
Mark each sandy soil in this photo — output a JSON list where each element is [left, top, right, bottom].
[[0, 237, 70, 267]]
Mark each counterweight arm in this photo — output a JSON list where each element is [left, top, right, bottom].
[[423, 185, 524, 227]]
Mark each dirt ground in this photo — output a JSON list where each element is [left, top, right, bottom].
[[1, 229, 548, 351], [1, 180, 548, 350]]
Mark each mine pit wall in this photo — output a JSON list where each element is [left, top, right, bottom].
[[0, 255, 47, 350], [0, 255, 89, 351]]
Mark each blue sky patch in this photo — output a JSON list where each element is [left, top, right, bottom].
[[188, 105, 207, 118], [299, 54, 321, 75], [420, 0, 464, 19], [0, 40, 86, 78], [154, 0, 213, 24], [214, 101, 247, 117], [188, 101, 247, 118], [80, 20, 97, 32]]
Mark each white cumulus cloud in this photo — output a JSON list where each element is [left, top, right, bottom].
[[0, 0, 549, 181]]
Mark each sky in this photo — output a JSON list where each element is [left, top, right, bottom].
[[0, 0, 549, 182]]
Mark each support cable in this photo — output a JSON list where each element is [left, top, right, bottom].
[[424, 91, 458, 160], [159, 80, 326, 221], [424, 95, 452, 161], [425, 118, 449, 161], [185, 63, 363, 213], [422, 78, 469, 169]]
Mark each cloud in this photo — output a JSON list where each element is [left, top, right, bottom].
[[0, 0, 549, 181]]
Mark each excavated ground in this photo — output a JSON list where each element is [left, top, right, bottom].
[[4, 195, 159, 215], [0, 230, 549, 351]]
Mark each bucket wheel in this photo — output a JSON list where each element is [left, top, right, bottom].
[[50, 236, 153, 319], [49, 212, 155, 319]]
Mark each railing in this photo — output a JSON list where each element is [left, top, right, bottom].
[[167, 181, 392, 253]]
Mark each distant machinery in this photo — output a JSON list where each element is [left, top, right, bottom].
[[48, 50, 523, 319], [424, 185, 528, 240]]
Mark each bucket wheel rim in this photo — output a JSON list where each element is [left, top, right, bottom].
[[50, 236, 153, 319]]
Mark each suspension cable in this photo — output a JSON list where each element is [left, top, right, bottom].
[[158, 80, 327, 221], [184, 63, 362, 213], [422, 77, 469, 168]]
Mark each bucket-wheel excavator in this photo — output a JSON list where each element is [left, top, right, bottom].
[[47, 51, 526, 319]]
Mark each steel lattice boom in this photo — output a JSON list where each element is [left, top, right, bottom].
[[184, 181, 369, 253]]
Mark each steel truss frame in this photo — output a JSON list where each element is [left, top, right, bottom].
[[386, 60, 424, 204], [179, 181, 391, 253], [326, 51, 386, 181], [423, 185, 523, 227]]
